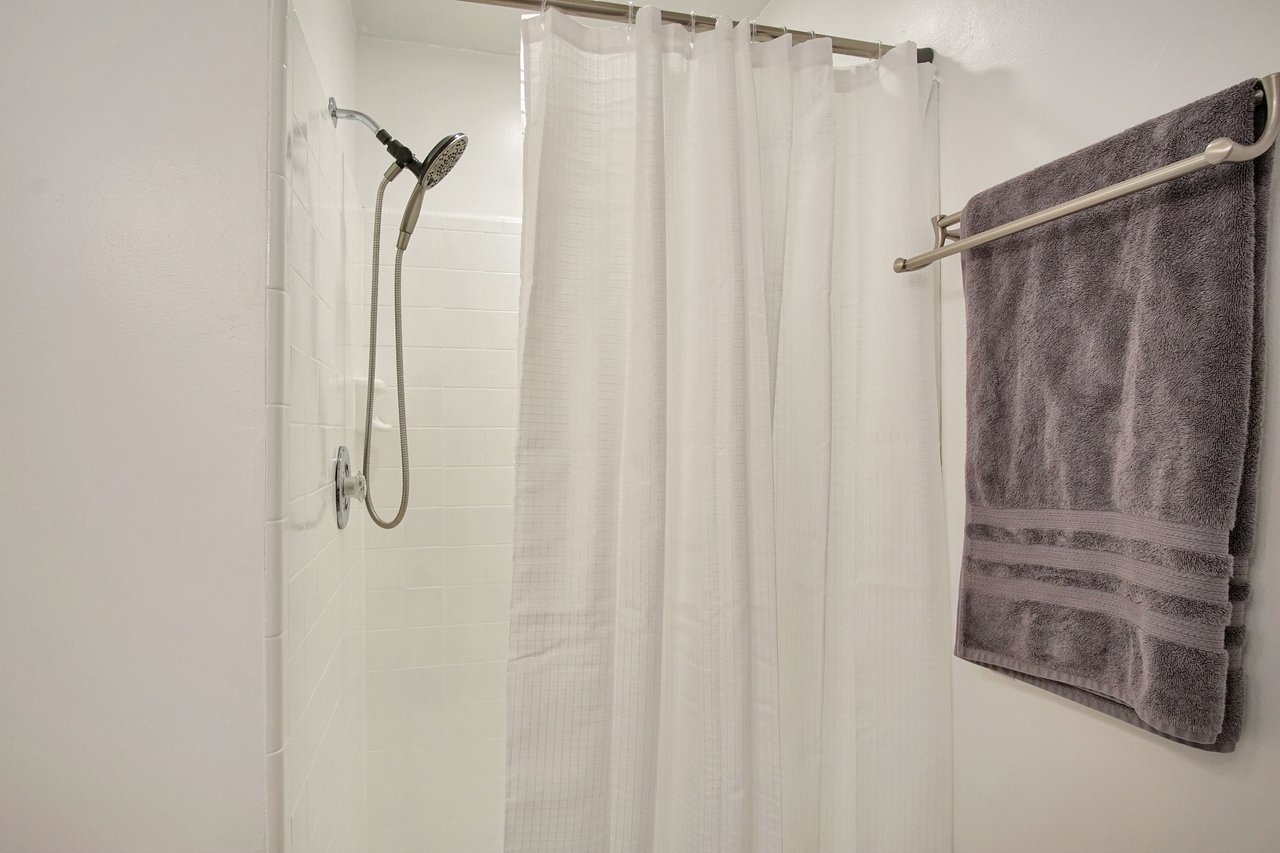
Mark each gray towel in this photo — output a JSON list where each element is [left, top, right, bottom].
[[956, 79, 1272, 752]]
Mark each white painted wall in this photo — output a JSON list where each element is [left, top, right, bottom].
[[353, 36, 523, 218], [0, 2, 270, 851], [758, 1, 1280, 850]]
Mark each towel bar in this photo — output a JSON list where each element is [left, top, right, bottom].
[[893, 72, 1280, 273]]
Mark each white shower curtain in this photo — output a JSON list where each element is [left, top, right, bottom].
[[507, 8, 951, 852]]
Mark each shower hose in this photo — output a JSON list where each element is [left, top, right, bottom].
[[361, 172, 410, 529]]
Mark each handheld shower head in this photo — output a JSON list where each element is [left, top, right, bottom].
[[327, 102, 468, 250], [398, 132, 469, 250], [329, 100, 470, 530], [415, 132, 469, 187]]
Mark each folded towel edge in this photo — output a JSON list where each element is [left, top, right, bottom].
[[956, 645, 1234, 751]]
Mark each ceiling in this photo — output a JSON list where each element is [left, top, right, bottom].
[[351, 0, 771, 55]]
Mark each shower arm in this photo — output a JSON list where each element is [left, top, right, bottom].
[[328, 97, 424, 176], [328, 98, 382, 134]]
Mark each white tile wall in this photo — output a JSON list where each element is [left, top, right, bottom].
[[275, 10, 369, 853], [359, 211, 520, 853]]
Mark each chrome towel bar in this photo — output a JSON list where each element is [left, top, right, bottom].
[[894, 73, 1280, 273]]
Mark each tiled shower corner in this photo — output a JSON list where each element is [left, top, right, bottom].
[[268, 8, 522, 848], [268, 3, 370, 851]]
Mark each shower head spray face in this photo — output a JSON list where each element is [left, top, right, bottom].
[[416, 132, 469, 188], [398, 133, 469, 250]]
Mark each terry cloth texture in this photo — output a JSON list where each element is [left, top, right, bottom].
[[956, 79, 1272, 752]]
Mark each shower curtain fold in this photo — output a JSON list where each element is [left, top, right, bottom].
[[507, 9, 950, 851]]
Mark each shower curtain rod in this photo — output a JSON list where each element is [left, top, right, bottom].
[[893, 72, 1280, 273], [455, 0, 935, 63]]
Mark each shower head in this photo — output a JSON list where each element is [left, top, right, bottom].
[[326, 101, 467, 250], [412, 132, 469, 187], [398, 132, 469, 250]]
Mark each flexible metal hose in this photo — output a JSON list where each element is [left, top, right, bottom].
[[362, 173, 410, 528]]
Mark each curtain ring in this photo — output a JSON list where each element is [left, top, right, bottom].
[[689, 11, 696, 48], [540, 0, 547, 13], [877, 40, 883, 60], [627, 0, 635, 28], [750, 18, 757, 41]]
